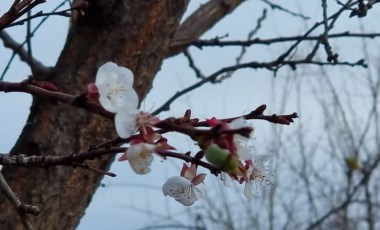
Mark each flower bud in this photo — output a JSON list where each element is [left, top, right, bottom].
[[205, 144, 238, 171]]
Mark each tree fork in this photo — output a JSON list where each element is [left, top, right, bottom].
[[0, 1, 188, 229]]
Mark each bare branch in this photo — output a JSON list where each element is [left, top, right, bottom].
[[0, 0, 72, 80], [0, 172, 39, 230], [192, 32, 380, 48], [0, 148, 123, 167], [306, 153, 380, 229], [6, 6, 77, 28], [0, 31, 50, 76], [0, 80, 113, 119], [0, 148, 220, 176], [183, 49, 205, 79], [219, 8, 268, 82], [167, 0, 243, 57], [152, 57, 366, 114], [260, 0, 310, 19], [321, 0, 339, 63], [0, 0, 46, 31]]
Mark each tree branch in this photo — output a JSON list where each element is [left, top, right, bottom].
[[0, 0, 45, 31], [0, 80, 113, 119], [259, 0, 310, 19], [0, 31, 50, 76], [192, 32, 380, 48], [152, 57, 366, 114], [0, 172, 39, 230], [167, 0, 244, 57]]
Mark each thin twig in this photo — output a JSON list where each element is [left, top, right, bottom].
[[260, 0, 310, 20], [192, 32, 380, 48], [183, 49, 205, 79], [321, 0, 338, 63], [1, 0, 70, 80], [6, 7, 75, 28], [0, 0, 46, 31], [0, 80, 113, 119], [26, 10, 35, 75], [168, 0, 243, 57], [0, 172, 40, 230], [305, 153, 380, 229], [72, 163, 117, 177], [0, 148, 220, 175], [0, 31, 49, 76], [218, 8, 267, 82], [152, 58, 366, 114]]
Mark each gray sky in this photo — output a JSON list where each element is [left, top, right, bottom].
[[1, 1, 380, 229]]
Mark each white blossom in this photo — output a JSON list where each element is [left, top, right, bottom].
[[163, 164, 206, 206], [114, 110, 137, 138], [96, 62, 138, 113], [96, 62, 139, 138], [244, 154, 272, 199], [162, 176, 205, 206], [230, 118, 253, 161], [119, 143, 155, 174]]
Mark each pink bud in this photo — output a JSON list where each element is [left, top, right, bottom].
[[86, 82, 99, 102], [36, 81, 58, 91], [118, 151, 128, 161], [181, 163, 197, 180]]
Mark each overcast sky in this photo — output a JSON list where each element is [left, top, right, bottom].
[[1, 1, 380, 229]]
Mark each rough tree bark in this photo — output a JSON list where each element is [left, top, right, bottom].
[[0, 1, 188, 229]]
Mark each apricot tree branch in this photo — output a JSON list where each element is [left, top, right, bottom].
[[0, 172, 39, 230], [0, 80, 113, 119], [0, 148, 220, 175], [0, 31, 49, 76], [152, 57, 366, 114], [192, 32, 380, 48], [168, 0, 243, 57], [0, 0, 45, 31], [6, 5, 80, 28]]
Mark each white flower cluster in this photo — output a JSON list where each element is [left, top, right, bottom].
[[94, 62, 271, 206], [96, 62, 138, 138]]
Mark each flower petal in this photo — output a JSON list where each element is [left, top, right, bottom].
[[220, 172, 232, 187], [244, 180, 253, 199], [96, 62, 138, 112], [115, 110, 138, 138], [252, 154, 272, 172], [176, 192, 197, 206], [162, 176, 197, 206], [234, 139, 252, 161], [193, 186, 206, 199], [180, 163, 197, 180], [98, 83, 138, 113], [96, 62, 134, 86], [127, 143, 155, 174], [192, 173, 206, 186], [118, 151, 128, 161]]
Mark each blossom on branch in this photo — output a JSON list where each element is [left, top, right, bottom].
[[229, 118, 254, 161], [118, 143, 155, 174], [118, 137, 174, 174], [162, 163, 206, 206], [114, 110, 138, 138], [205, 116, 273, 197], [95, 62, 138, 113], [243, 154, 272, 199], [95, 62, 139, 138], [204, 117, 254, 175]]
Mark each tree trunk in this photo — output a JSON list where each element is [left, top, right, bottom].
[[0, 1, 188, 229]]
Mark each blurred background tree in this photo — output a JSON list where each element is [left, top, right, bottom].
[[1, 0, 380, 229]]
